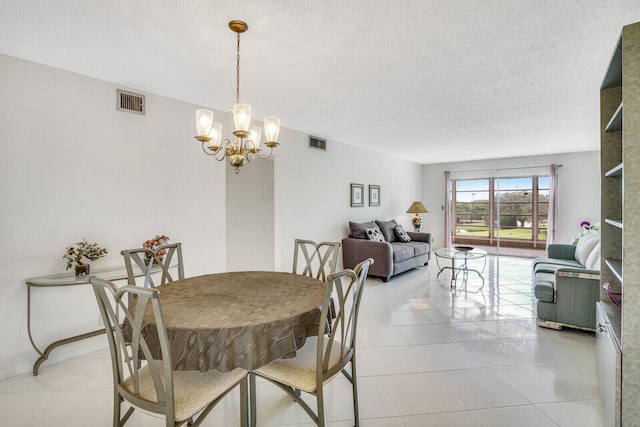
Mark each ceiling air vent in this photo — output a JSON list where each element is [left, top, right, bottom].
[[309, 136, 327, 151], [116, 89, 145, 115]]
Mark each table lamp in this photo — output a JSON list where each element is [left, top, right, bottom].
[[406, 201, 428, 232]]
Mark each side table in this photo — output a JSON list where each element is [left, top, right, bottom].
[[25, 262, 176, 375], [435, 246, 487, 288]]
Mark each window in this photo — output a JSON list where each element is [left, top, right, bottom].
[[452, 175, 549, 250]]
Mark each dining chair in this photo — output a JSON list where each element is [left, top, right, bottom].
[[121, 242, 184, 288], [292, 239, 341, 282], [250, 257, 374, 427], [90, 276, 248, 427]]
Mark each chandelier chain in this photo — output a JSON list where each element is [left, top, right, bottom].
[[236, 31, 241, 104]]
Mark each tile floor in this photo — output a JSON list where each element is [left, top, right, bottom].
[[1, 256, 604, 426]]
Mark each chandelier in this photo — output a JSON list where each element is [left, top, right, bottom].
[[194, 20, 280, 174]]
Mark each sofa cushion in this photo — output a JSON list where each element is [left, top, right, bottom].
[[366, 227, 385, 242], [375, 219, 398, 242], [574, 233, 600, 266], [534, 260, 583, 274], [408, 241, 430, 257], [391, 243, 414, 263], [534, 272, 555, 303], [395, 225, 411, 243], [349, 221, 377, 239]]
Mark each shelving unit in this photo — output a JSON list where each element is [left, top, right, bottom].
[[598, 21, 640, 427]]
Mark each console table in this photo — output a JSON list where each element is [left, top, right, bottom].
[[25, 262, 175, 375]]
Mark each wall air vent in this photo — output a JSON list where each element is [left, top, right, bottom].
[[309, 136, 327, 151], [116, 89, 145, 115]]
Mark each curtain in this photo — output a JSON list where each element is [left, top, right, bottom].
[[444, 171, 452, 247], [547, 164, 559, 245]]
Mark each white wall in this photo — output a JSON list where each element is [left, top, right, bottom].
[[226, 158, 275, 271], [421, 151, 601, 248], [0, 54, 227, 378], [273, 129, 424, 271]]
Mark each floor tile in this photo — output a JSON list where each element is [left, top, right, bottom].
[[365, 345, 433, 375], [437, 368, 530, 410], [536, 399, 605, 427], [380, 372, 465, 415], [414, 342, 485, 371], [470, 405, 559, 427]]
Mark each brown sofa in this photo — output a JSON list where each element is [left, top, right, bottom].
[[342, 219, 431, 282]]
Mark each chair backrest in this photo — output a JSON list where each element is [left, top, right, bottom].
[[90, 276, 176, 419], [317, 258, 373, 382], [121, 242, 184, 288], [292, 239, 341, 282]]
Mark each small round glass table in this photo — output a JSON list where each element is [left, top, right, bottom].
[[435, 246, 487, 288]]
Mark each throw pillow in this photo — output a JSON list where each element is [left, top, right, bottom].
[[375, 219, 399, 242], [349, 220, 378, 239], [366, 227, 385, 242], [574, 233, 600, 266], [395, 225, 412, 243]]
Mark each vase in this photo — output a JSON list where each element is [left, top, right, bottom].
[[75, 264, 90, 277]]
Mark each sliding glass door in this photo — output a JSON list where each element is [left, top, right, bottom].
[[451, 175, 549, 256]]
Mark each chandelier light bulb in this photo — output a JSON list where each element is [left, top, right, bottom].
[[264, 117, 280, 142], [209, 122, 222, 149], [196, 109, 214, 137], [249, 125, 262, 150], [233, 103, 251, 132]]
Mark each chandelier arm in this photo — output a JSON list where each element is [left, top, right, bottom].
[[256, 146, 274, 160], [201, 138, 232, 161]]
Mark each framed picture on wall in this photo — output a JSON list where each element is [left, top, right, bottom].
[[369, 185, 380, 206], [351, 183, 364, 207]]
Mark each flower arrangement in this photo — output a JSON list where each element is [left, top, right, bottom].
[[580, 221, 600, 233], [63, 239, 108, 270], [142, 235, 170, 261]]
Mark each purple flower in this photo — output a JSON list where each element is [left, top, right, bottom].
[[580, 221, 591, 228]]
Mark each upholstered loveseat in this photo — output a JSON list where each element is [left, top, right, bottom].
[[532, 233, 601, 331], [342, 219, 431, 282]]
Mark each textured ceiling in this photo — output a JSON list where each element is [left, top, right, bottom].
[[2, 1, 640, 164]]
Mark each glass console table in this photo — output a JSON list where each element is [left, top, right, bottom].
[[434, 246, 487, 288], [25, 262, 175, 375]]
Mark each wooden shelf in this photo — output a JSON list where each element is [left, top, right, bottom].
[[605, 218, 623, 229], [602, 35, 622, 88], [605, 102, 623, 132], [605, 258, 623, 283], [605, 163, 623, 177]]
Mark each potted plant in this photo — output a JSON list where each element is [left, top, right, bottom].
[[142, 235, 169, 264], [63, 239, 108, 276]]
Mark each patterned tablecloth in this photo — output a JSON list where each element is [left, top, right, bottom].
[[138, 271, 326, 372]]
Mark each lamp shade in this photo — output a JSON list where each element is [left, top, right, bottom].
[[406, 201, 428, 214], [232, 103, 251, 131], [196, 109, 214, 137], [249, 125, 262, 149], [209, 122, 222, 149], [264, 117, 280, 142]]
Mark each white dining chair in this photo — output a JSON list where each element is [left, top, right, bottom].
[[292, 239, 341, 282], [90, 276, 248, 427], [121, 242, 184, 288], [250, 257, 373, 427]]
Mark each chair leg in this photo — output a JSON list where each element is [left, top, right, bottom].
[[249, 373, 256, 427], [351, 360, 359, 427], [317, 386, 326, 427]]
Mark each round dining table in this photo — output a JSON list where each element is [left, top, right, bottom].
[[137, 271, 326, 373]]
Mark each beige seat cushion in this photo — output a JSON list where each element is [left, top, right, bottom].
[[124, 364, 246, 423], [253, 336, 345, 393]]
